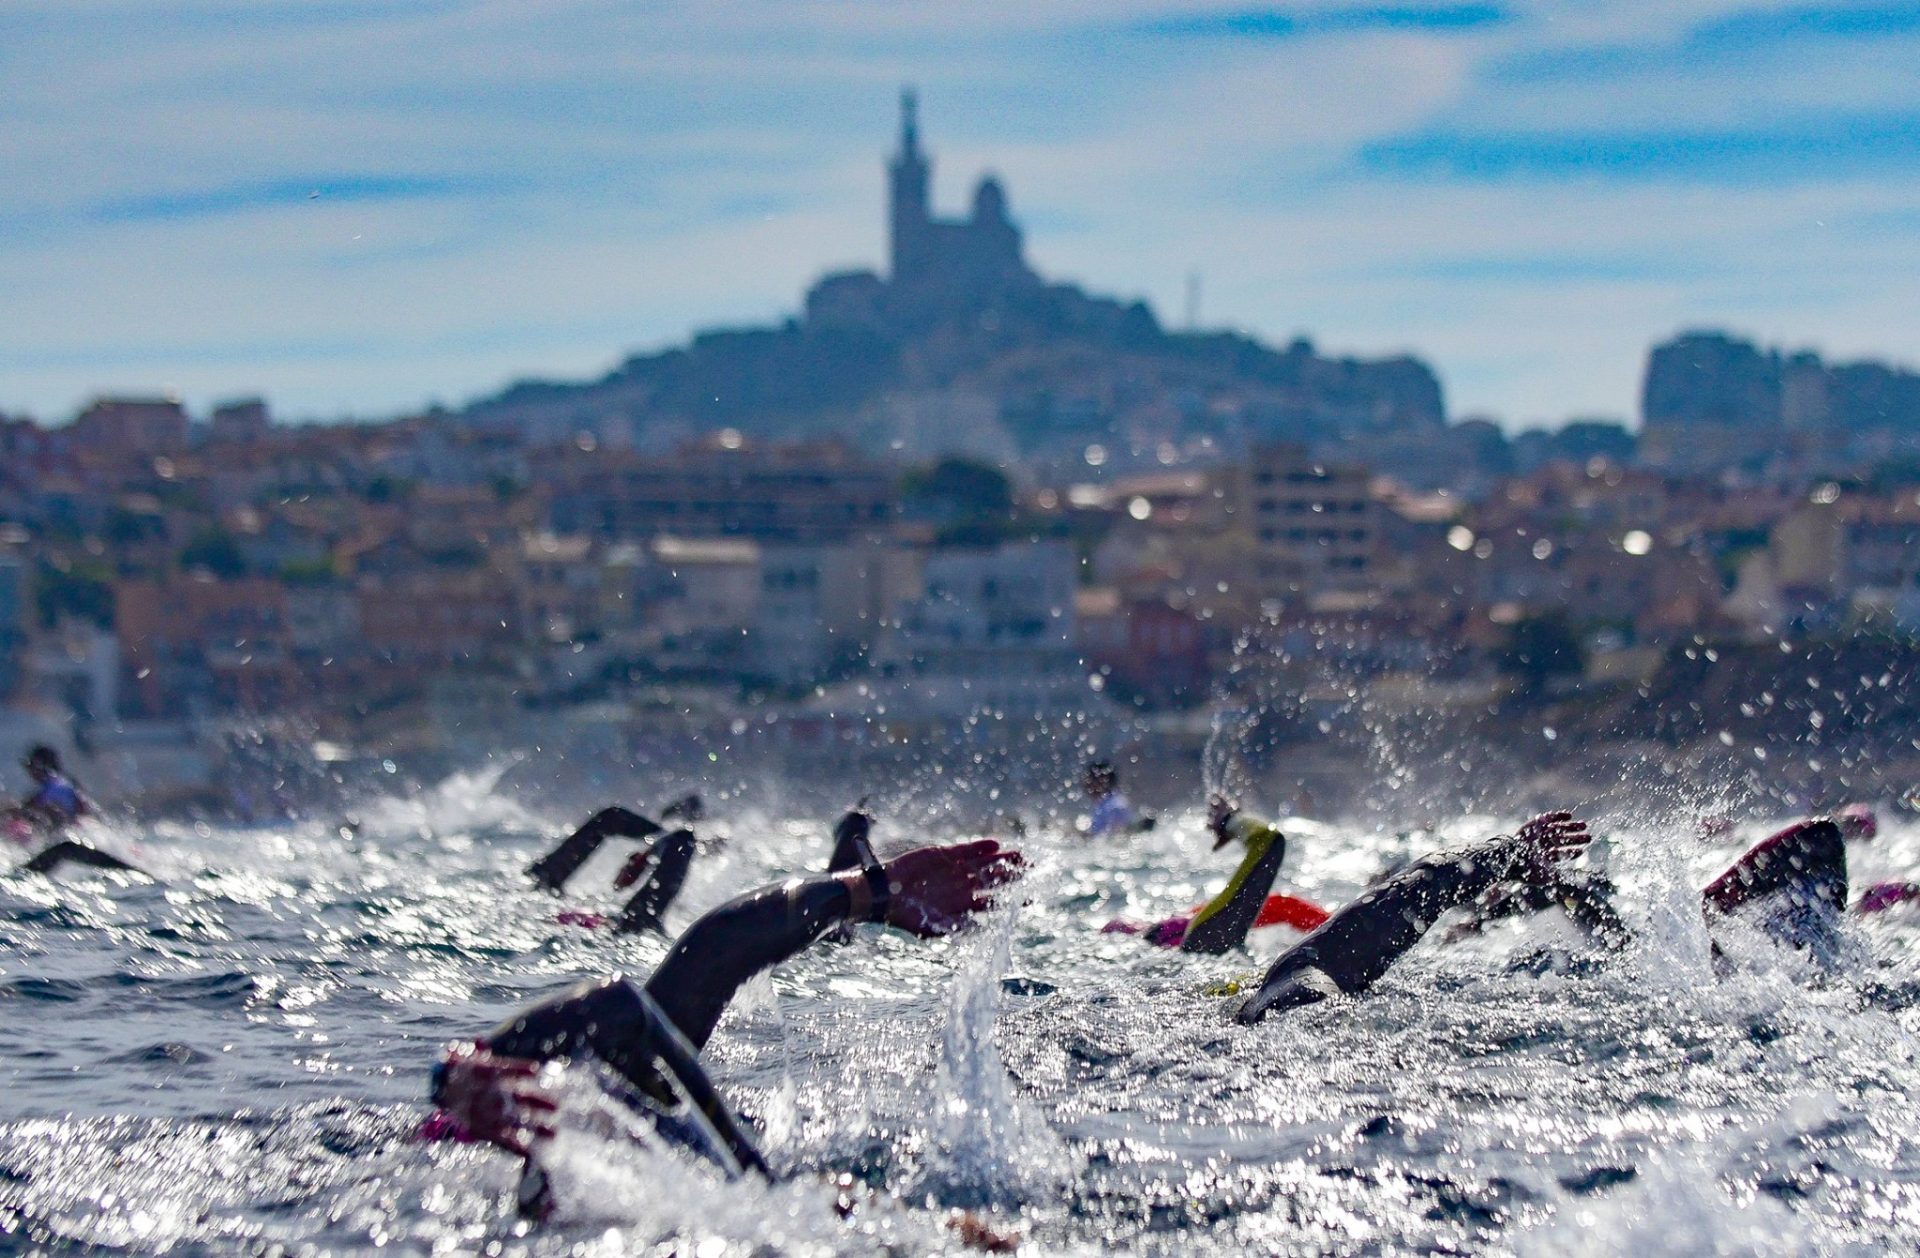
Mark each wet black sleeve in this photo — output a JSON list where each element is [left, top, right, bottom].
[[473, 976, 772, 1178], [1180, 836, 1288, 956], [483, 976, 673, 1095], [527, 806, 660, 892], [613, 829, 697, 934], [1460, 874, 1631, 950], [642, 874, 866, 1051], [482, 872, 867, 1070], [22, 839, 144, 877], [1238, 839, 1526, 1023]]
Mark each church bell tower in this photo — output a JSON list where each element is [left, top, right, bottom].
[[887, 87, 930, 284]]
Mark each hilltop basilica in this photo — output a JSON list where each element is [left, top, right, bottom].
[[470, 89, 1445, 448], [803, 90, 1104, 334]]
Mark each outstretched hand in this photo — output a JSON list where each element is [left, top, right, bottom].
[[1509, 810, 1591, 884], [881, 839, 1026, 936], [432, 1042, 558, 1157]]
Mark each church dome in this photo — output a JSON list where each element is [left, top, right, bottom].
[[972, 175, 1009, 223]]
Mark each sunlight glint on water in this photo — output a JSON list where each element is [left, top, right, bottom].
[[2, 769, 1919, 1252]]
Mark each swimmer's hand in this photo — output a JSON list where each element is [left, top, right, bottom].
[[431, 1042, 558, 1157], [611, 849, 652, 890], [1509, 811, 1591, 885], [881, 840, 1026, 936]]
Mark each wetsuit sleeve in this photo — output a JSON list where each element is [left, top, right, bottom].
[[1238, 836, 1529, 1023], [1548, 876, 1631, 948], [482, 976, 674, 1095], [643, 873, 870, 1051], [481, 871, 870, 1082], [528, 806, 660, 892], [21, 839, 143, 876], [1701, 819, 1846, 916], [1181, 819, 1286, 956], [1460, 875, 1630, 949], [613, 828, 697, 934]]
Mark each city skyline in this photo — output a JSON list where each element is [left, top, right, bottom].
[[4, 1, 1918, 427]]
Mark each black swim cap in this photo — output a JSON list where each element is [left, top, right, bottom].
[[834, 809, 872, 847], [24, 745, 58, 772], [662, 793, 705, 823]]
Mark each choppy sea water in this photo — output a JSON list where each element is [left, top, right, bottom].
[[5, 766, 1920, 1255]]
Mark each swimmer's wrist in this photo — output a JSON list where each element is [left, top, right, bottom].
[[838, 870, 869, 920], [863, 861, 893, 922], [837, 866, 893, 923]]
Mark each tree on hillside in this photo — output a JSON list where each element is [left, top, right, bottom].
[[901, 458, 1015, 523]]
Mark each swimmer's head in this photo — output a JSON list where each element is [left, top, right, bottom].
[[23, 745, 59, 780], [833, 808, 872, 849], [1083, 761, 1118, 799], [661, 793, 704, 823], [1837, 803, 1878, 841], [1207, 793, 1238, 849]]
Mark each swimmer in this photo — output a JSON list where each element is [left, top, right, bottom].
[[1238, 811, 1592, 1023], [1081, 761, 1154, 837], [527, 795, 704, 892], [6, 746, 144, 877], [1454, 808, 1877, 958], [529, 796, 706, 934], [1103, 795, 1291, 953], [428, 837, 1024, 1230]]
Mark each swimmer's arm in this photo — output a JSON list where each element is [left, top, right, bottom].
[[643, 872, 878, 1049], [1241, 813, 1590, 1018], [527, 806, 660, 892], [648, 840, 1025, 1050], [1181, 821, 1285, 955], [1450, 874, 1630, 949], [1701, 819, 1843, 915]]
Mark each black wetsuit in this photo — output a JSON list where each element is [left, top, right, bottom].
[[827, 810, 877, 874], [1181, 818, 1287, 956], [1239, 835, 1540, 1023], [22, 840, 142, 876], [610, 828, 696, 935], [1463, 873, 1631, 950], [527, 806, 699, 934], [527, 807, 664, 892], [1471, 819, 1845, 954], [1269, 818, 1852, 1027], [447, 818, 889, 1188], [497, 871, 877, 1059], [451, 868, 881, 1175]]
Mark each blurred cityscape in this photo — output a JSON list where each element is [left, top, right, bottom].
[[6, 92, 1920, 816]]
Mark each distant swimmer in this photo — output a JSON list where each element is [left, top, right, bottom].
[[1081, 761, 1154, 837], [1103, 795, 1312, 953], [426, 837, 1024, 1234], [529, 796, 706, 935], [527, 795, 703, 892], [1237, 811, 1592, 1024], [6, 746, 145, 877]]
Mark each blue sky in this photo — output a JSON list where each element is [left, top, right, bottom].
[[3, 0, 1917, 428]]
